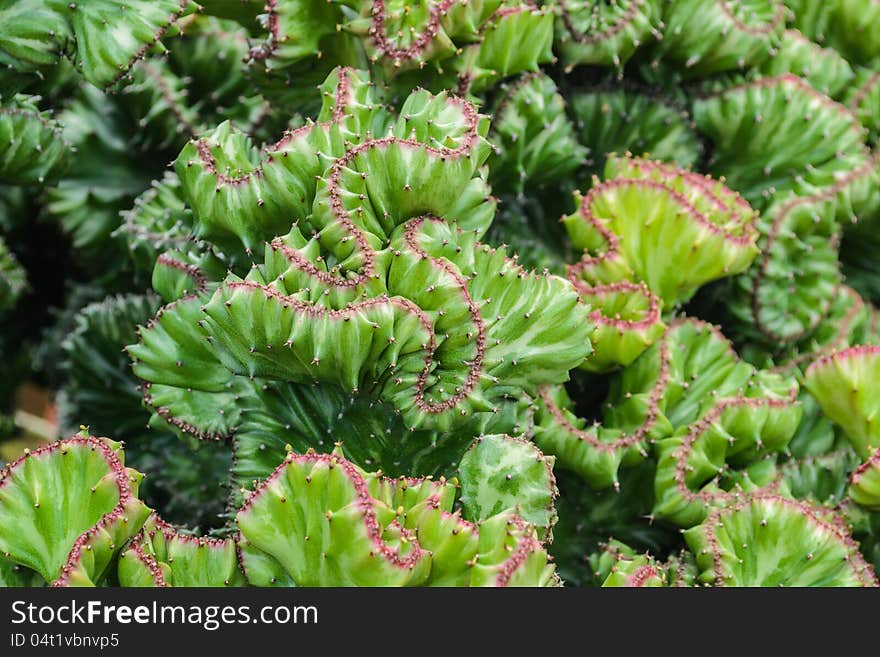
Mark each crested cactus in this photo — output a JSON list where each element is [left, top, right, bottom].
[[244, 0, 554, 95], [4, 0, 880, 589], [0, 434, 151, 586], [804, 346, 880, 510], [534, 318, 800, 490], [0, 94, 68, 184], [684, 495, 877, 586], [237, 444, 557, 586], [127, 67, 592, 499], [0, 0, 191, 89], [551, 0, 662, 70]]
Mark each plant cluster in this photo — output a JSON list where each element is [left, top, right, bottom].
[[1, 0, 880, 587]]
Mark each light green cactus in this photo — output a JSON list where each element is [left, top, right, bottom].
[[236, 445, 557, 586], [118, 513, 245, 587], [129, 67, 592, 495], [535, 318, 800, 490], [684, 495, 877, 586], [0, 434, 150, 586], [0, 0, 191, 89]]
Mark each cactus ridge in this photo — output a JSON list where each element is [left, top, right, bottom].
[[0, 0, 190, 89], [0, 238, 27, 312], [235, 446, 556, 586], [119, 513, 245, 587], [796, 345, 880, 510], [0, 95, 69, 185], [535, 317, 799, 489], [745, 155, 880, 346], [695, 73, 872, 207], [653, 388, 799, 527], [565, 154, 759, 307], [653, 0, 786, 77], [0, 435, 149, 587], [554, 0, 661, 68], [685, 494, 878, 587], [247, 0, 553, 94], [570, 83, 702, 173], [847, 68, 880, 142], [759, 29, 855, 98], [769, 286, 873, 375]]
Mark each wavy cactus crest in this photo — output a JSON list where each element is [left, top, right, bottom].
[[698, 75, 880, 349], [551, 0, 662, 69], [570, 83, 702, 173], [0, 0, 190, 89], [654, 0, 786, 77], [236, 444, 558, 586], [0, 435, 556, 586], [0, 94, 68, 184], [129, 66, 592, 493], [566, 154, 759, 308], [560, 155, 758, 372], [589, 539, 697, 587], [759, 29, 855, 99], [118, 513, 245, 587], [489, 72, 586, 196], [786, 0, 880, 65], [247, 0, 554, 94], [805, 346, 880, 509], [0, 435, 150, 586], [535, 318, 800, 490], [684, 495, 877, 586]]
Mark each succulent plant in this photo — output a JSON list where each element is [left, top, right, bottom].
[[126, 67, 592, 506], [0, 434, 557, 586], [4, 0, 880, 589], [805, 346, 880, 510], [0, 434, 150, 586], [242, 0, 554, 97], [684, 495, 877, 586], [0, 0, 191, 89]]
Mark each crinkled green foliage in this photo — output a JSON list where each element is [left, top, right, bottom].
[[4, 0, 880, 588]]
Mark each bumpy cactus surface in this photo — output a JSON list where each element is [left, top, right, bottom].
[[4, 0, 880, 588]]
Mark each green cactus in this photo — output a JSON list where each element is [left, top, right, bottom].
[[129, 67, 592, 496], [846, 68, 880, 144], [653, 391, 799, 527], [489, 72, 586, 197], [4, 0, 880, 589], [786, 0, 880, 66], [0, 434, 150, 586], [535, 318, 799, 490], [695, 74, 874, 208], [570, 84, 702, 173], [589, 539, 697, 587], [236, 445, 557, 586], [0, 94, 68, 185], [653, 0, 786, 78], [118, 513, 245, 587], [804, 346, 880, 510], [0, 0, 191, 89], [458, 434, 558, 536], [684, 495, 877, 586], [57, 293, 232, 531], [245, 0, 554, 95], [564, 154, 759, 308], [551, 0, 662, 70]]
